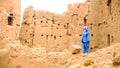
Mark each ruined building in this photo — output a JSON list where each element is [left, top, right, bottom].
[[20, 0, 120, 52], [0, 0, 20, 49]]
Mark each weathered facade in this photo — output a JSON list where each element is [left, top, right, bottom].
[[0, 0, 20, 49], [20, 0, 120, 52]]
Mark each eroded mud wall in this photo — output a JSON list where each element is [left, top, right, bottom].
[[0, 0, 20, 49], [20, 0, 120, 51]]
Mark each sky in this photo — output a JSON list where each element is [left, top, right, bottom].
[[21, 0, 86, 23]]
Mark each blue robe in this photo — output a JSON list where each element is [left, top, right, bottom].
[[82, 26, 90, 53]]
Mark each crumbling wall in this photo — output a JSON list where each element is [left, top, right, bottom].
[[20, 3, 89, 52], [68, 0, 120, 50], [86, 0, 120, 49], [20, 0, 120, 52], [84, 0, 104, 49], [33, 11, 70, 51], [0, 0, 20, 49], [19, 6, 35, 47], [67, 3, 88, 47], [105, 0, 120, 45], [20, 6, 70, 51], [0, 0, 20, 26]]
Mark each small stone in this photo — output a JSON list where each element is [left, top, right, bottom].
[[84, 59, 94, 66], [113, 55, 120, 66], [69, 45, 81, 54]]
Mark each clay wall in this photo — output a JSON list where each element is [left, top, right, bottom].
[[20, 0, 120, 51], [0, 0, 20, 49]]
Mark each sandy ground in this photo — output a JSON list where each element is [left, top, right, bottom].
[[0, 41, 120, 68]]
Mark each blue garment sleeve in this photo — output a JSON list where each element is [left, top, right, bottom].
[[87, 32, 90, 42]]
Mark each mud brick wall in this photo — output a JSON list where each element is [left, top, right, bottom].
[[68, 0, 120, 49], [19, 6, 35, 47], [20, 0, 120, 52], [20, 3, 89, 52], [0, 0, 20, 26], [20, 6, 71, 51], [86, 0, 120, 49], [0, 0, 20, 49]]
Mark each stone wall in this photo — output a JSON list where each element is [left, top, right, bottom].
[[20, 0, 120, 52], [0, 0, 20, 49]]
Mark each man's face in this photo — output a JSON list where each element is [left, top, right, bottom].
[[84, 28, 88, 32], [84, 29, 86, 32]]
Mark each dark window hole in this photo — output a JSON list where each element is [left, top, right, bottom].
[[79, 34, 82, 36], [107, 0, 111, 6], [70, 34, 72, 36], [46, 35, 48, 39], [84, 17, 87, 23], [33, 34, 34, 37], [72, 53, 77, 54], [41, 34, 44, 36], [51, 34, 53, 37], [98, 23, 102, 26], [16, 24, 20, 26], [59, 36, 62, 38], [67, 23, 69, 25], [54, 36, 56, 40], [91, 34, 93, 36], [90, 23, 92, 25], [90, 47, 93, 50], [52, 19, 54, 24], [8, 13, 13, 26], [104, 21, 107, 24], [41, 20, 43, 23], [107, 34, 110, 46], [58, 24, 60, 26], [25, 40, 27, 43], [64, 25, 66, 28], [68, 34, 72, 36]]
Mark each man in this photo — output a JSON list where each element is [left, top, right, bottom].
[[81, 26, 90, 54]]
